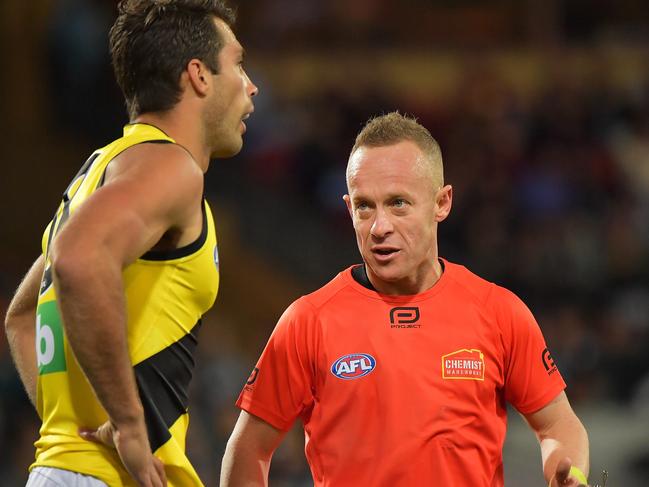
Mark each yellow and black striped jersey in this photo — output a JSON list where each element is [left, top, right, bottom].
[[32, 123, 219, 486]]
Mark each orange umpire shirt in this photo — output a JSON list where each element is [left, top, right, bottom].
[[237, 260, 566, 486]]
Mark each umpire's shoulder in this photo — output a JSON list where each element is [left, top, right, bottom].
[[443, 259, 496, 307], [299, 268, 353, 311]]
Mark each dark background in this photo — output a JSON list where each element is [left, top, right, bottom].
[[1, 0, 648, 485]]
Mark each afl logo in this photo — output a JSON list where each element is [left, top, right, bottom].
[[331, 353, 376, 380]]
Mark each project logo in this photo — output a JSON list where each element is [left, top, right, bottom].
[[542, 348, 558, 376], [389, 307, 421, 329]]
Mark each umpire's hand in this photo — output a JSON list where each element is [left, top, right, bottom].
[[551, 457, 589, 487]]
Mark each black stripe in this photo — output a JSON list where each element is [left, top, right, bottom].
[[134, 320, 202, 452], [140, 201, 207, 261], [63, 152, 100, 202]]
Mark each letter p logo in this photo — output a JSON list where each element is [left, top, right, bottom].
[[389, 307, 420, 324]]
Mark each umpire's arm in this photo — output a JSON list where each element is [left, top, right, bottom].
[[221, 410, 287, 487], [524, 391, 590, 486]]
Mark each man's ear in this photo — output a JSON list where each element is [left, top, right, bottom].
[[185, 59, 211, 97], [434, 185, 453, 222], [343, 194, 353, 219]]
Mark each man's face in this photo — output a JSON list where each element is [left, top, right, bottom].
[[206, 18, 258, 158], [344, 140, 452, 295]]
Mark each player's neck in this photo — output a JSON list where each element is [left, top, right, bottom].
[[133, 112, 210, 172]]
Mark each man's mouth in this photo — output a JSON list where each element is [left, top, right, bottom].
[[372, 247, 400, 261], [240, 111, 253, 132]]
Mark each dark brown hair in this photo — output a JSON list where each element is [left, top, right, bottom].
[[110, 0, 236, 119]]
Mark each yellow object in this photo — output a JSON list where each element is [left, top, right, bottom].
[[548, 465, 589, 486], [569, 466, 589, 485], [32, 123, 219, 486]]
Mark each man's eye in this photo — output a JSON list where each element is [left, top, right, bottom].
[[393, 199, 406, 207]]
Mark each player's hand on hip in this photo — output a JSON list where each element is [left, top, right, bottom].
[[80, 420, 167, 487], [551, 457, 589, 487], [79, 420, 117, 448]]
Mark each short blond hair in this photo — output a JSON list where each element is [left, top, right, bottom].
[[350, 112, 444, 187]]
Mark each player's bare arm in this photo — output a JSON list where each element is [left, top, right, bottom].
[[221, 410, 287, 487], [524, 391, 590, 486], [4, 255, 45, 411], [49, 142, 203, 487]]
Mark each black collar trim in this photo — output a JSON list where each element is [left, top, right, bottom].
[[351, 259, 446, 291]]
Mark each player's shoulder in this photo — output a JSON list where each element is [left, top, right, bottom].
[[105, 142, 203, 202], [114, 141, 200, 177]]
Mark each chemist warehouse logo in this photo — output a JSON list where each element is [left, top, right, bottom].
[[331, 353, 376, 380], [442, 349, 485, 381]]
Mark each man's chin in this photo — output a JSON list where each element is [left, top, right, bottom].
[[211, 137, 243, 159]]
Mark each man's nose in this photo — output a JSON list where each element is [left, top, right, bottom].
[[370, 208, 393, 238], [246, 72, 259, 97]]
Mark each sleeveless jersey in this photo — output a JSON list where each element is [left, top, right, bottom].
[[32, 123, 219, 486]]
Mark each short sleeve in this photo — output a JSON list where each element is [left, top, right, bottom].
[[496, 287, 566, 414], [236, 298, 317, 431]]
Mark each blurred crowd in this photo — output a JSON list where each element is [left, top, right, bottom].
[[232, 56, 649, 406], [214, 53, 649, 484], [1, 0, 648, 485]]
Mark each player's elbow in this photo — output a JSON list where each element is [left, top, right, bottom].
[[5, 292, 33, 335], [50, 246, 78, 286], [4, 304, 20, 335], [49, 239, 98, 289]]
